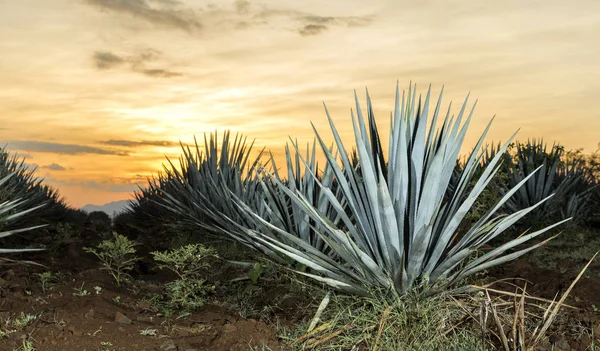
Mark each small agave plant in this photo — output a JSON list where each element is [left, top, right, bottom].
[[0, 173, 47, 254]]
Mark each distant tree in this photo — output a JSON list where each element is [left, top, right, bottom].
[[87, 211, 111, 227], [65, 208, 89, 226]]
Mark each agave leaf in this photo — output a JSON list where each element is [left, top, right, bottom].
[[460, 217, 569, 276], [449, 231, 562, 285], [353, 112, 390, 268], [292, 269, 369, 296], [0, 224, 47, 240]]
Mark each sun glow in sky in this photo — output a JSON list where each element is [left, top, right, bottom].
[[1, 0, 600, 208]]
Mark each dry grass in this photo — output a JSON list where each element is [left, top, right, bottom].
[[279, 252, 598, 351]]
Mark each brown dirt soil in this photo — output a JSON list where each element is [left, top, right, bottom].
[[4, 234, 600, 350], [0, 243, 291, 351]]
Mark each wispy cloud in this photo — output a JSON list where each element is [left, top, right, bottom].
[[140, 68, 182, 78], [99, 139, 185, 147], [91, 49, 183, 78], [48, 175, 147, 193], [235, 0, 250, 15], [16, 153, 33, 160], [298, 24, 327, 36], [83, 0, 202, 32], [3, 140, 129, 156], [84, 0, 374, 37], [252, 8, 374, 36], [41, 163, 68, 171], [93, 51, 126, 70], [297, 14, 372, 36]]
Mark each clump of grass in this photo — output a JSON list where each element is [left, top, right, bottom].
[[17, 339, 36, 351], [529, 226, 600, 274], [283, 286, 485, 351], [9, 312, 40, 330], [139, 327, 157, 336], [282, 252, 597, 351]]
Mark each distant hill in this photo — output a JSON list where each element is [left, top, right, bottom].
[[81, 200, 131, 218]]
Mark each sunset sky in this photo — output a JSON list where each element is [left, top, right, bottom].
[[1, 0, 599, 208]]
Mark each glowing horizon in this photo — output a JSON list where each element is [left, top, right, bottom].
[[1, 0, 599, 208]]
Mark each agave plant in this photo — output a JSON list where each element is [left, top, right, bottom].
[[150, 131, 278, 253], [502, 139, 596, 224], [219, 83, 569, 296], [0, 173, 47, 254], [157, 131, 351, 264], [0, 146, 71, 226], [126, 171, 182, 234]]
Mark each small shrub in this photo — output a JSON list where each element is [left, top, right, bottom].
[[151, 243, 218, 311], [11, 312, 39, 330], [35, 272, 56, 293], [139, 327, 157, 336], [72, 283, 91, 296], [53, 222, 77, 241], [84, 232, 141, 286], [87, 210, 111, 226], [18, 339, 36, 351], [285, 289, 484, 351]]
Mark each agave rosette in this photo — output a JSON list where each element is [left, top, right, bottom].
[[503, 139, 596, 222], [152, 130, 289, 259], [156, 129, 350, 263], [227, 83, 568, 296]]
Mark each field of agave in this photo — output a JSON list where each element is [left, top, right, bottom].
[[2, 83, 600, 350]]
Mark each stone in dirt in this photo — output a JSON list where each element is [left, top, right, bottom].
[[158, 339, 177, 350], [115, 311, 132, 324]]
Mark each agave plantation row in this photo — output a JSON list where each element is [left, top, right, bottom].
[[2, 83, 600, 299]]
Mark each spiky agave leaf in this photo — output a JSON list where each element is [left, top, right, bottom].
[[230, 83, 568, 296], [257, 138, 348, 258]]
